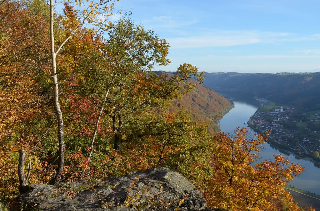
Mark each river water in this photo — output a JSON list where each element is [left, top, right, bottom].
[[220, 101, 320, 195]]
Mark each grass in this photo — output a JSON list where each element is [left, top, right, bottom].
[[296, 122, 307, 128], [259, 102, 283, 112], [261, 102, 276, 111]]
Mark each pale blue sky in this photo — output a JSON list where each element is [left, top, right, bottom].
[[112, 0, 320, 73]]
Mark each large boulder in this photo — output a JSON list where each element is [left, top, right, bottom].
[[20, 168, 224, 210]]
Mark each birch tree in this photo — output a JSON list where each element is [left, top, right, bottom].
[[49, 0, 116, 183]]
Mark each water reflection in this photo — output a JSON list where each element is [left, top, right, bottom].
[[220, 101, 320, 195]]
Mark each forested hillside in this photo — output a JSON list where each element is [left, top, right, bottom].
[[204, 72, 320, 112], [0, 0, 311, 210], [169, 79, 232, 133]]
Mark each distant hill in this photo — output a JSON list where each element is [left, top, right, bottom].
[[170, 81, 232, 133], [153, 71, 232, 133], [203, 72, 320, 112]]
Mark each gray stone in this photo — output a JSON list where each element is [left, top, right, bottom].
[[19, 168, 225, 210]]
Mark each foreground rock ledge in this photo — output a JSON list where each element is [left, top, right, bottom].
[[19, 167, 225, 210]]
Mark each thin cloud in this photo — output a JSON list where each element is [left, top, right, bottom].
[[142, 15, 199, 30], [301, 34, 320, 41], [296, 49, 320, 55], [238, 0, 308, 17], [167, 31, 292, 49], [110, 13, 122, 21], [275, 34, 320, 42], [95, 12, 120, 23], [153, 16, 172, 21], [166, 30, 320, 49], [212, 55, 320, 60], [168, 36, 260, 48]]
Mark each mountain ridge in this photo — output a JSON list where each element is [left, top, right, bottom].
[[203, 72, 320, 112]]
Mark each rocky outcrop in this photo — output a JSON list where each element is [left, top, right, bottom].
[[20, 168, 225, 210]]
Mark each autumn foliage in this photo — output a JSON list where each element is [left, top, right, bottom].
[[203, 128, 305, 210], [0, 0, 314, 210]]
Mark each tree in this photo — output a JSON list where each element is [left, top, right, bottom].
[[0, 0, 50, 139], [208, 128, 305, 210], [48, 0, 116, 183], [96, 17, 170, 150], [49, 0, 65, 184], [0, 0, 53, 201], [70, 17, 204, 151], [56, 17, 206, 179], [177, 128, 307, 210]]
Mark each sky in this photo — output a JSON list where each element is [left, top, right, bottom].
[[111, 0, 320, 73]]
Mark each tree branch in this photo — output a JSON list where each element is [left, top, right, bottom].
[[55, 0, 107, 55], [81, 89, 109, 179]]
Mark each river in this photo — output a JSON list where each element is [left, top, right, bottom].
[[220, 101, 320, 195]]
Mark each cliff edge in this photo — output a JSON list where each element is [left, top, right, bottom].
[[19, 168, 226, 211]]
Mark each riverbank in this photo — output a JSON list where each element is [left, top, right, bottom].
[[214, 101, 234, 131], [286, 186, 320, 211], [248, 100, 320, 167]]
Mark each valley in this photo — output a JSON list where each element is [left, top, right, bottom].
[[204, 72, 320, 166]]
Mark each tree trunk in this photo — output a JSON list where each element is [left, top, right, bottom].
[[18, 149, 29, 194], [114, 133, 119, 150], [50, 0, 65, 184], [112, 114, 119, 150]]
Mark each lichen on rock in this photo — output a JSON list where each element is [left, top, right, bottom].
[[19, 168, 225, 210]]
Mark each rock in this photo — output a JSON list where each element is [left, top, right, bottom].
[[19, 167, 225, 210]]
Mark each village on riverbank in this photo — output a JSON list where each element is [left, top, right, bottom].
[[248, 98, 320, 166]]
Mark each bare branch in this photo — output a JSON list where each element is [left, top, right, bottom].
[[81, 89, 109, 179], [56, 32, 76, 55], [55, 0, 108, 55]]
